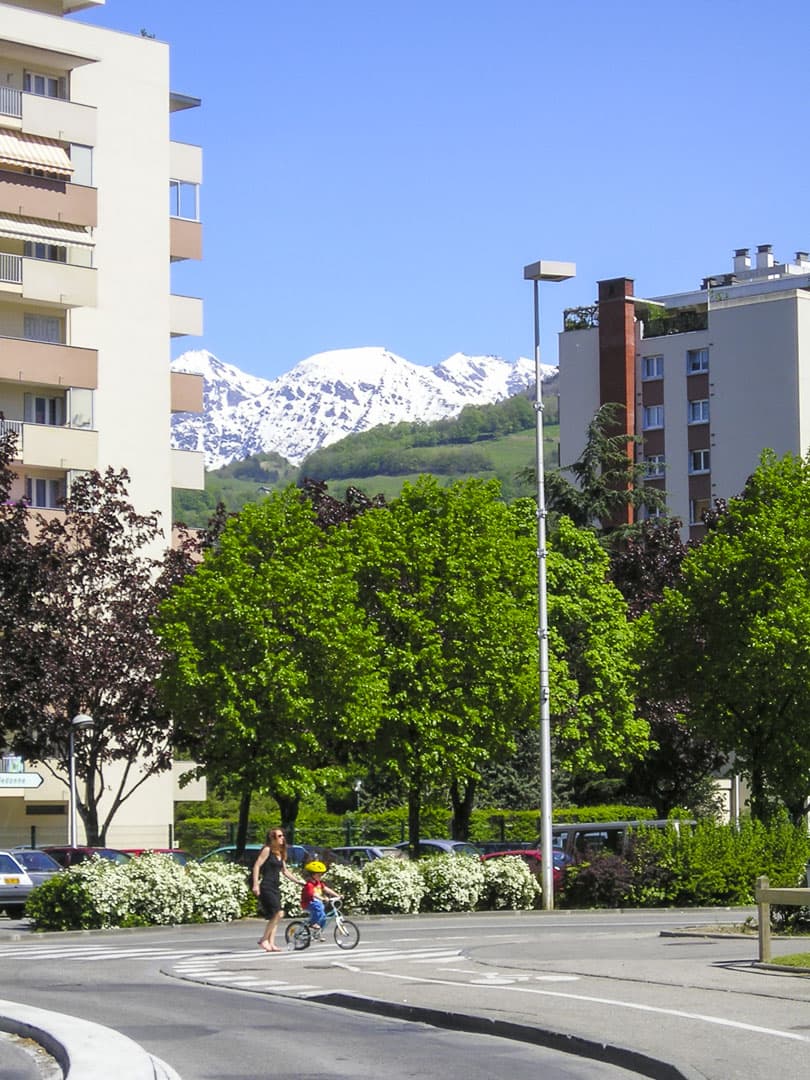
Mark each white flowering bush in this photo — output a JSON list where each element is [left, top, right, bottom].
[[323, 863, 367, 913], [361, 855, 425, 913], [184, 861, 250, 923], [417, 854, 484, 912], [26, 854, 250, 931], [279, 873, 303, 917], [480, 856, 540, 910]]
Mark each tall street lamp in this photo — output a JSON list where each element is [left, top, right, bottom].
[[523, 259, 576, 911], [69, 714, 93, 847]]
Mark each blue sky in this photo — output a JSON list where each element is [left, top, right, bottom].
[[79, 1, 808, 382]]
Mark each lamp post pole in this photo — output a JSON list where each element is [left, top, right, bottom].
[[69, 714, 93, 847], [523, 259, 576, 911]]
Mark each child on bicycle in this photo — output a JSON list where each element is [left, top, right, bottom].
[[301, 860, 340, 936]]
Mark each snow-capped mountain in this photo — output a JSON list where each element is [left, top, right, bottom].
[[171, 346, 554, 470]]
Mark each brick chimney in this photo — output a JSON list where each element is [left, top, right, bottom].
[[597, 277, 636, 527]]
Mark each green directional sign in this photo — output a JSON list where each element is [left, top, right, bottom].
[[0, 773, 44, 789]]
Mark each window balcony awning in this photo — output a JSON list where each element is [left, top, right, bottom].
[[0, 129, 73, 179], [0, 213, 92, 249]]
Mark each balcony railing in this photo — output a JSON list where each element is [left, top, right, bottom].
[[0, 87, 22, 119], [0, 252, 22, 285], [0, 419, 24, 452]]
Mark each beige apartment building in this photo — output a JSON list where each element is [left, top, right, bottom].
[[0, 0, 206, 848], [558, 244, 810, 541]]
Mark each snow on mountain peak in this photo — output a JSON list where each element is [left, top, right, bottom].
[[171, 346, 546, 470]]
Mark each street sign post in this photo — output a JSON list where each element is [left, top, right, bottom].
[[0, 773, 44, 789]]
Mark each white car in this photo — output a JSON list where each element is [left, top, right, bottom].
[[0, 849, 61, 918]]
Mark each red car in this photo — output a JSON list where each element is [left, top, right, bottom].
[[120, 848, 190, 866], [480, 848, 565, 892], [42, 847, 131, 869]]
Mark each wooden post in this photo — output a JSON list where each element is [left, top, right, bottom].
[[755, 875, 771, 963]]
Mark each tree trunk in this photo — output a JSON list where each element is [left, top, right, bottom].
[[275, 794, 300, 842], [81, 778, 102, 845], [407, 782, 421, 860], [234, 786, 252, 856], [450, 778, 476, 840]]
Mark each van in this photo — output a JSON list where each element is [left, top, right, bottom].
[[545, 819, 695, 861]]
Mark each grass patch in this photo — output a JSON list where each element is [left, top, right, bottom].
[[770, 953, 810, 968]]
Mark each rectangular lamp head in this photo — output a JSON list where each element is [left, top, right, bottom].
[[523, 259, 576, 282]]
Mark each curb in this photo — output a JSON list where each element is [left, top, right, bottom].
[[310, 991, 707, 1080], [0, 999, 181, 1080]]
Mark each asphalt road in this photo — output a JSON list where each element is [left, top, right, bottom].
[[1, 907, 808, 1079]]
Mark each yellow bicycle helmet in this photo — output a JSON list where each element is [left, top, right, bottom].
[[304, 860, 326, 874]]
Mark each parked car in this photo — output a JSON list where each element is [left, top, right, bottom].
[[42, 846, 131, 869], [120, 848, 190, 866], [395, 839, 484, 858], [197, 843, 315, 869], [330, 845, 406, 867], [0, 848, 61, 917], [547, 819, 696, 862], [477, 841, 536, 855], [480, 848, 565, 892]]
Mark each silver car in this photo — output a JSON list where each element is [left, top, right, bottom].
[[0, 849, 61, 918]]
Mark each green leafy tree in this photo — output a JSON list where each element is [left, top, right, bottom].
[[343, 477, 540, 849], [156, 486, 386, 848], [344, 478, 646, 848], [0, 468, 176, 844], [636, 451, 810, 822], [548, 517, 648, 778]]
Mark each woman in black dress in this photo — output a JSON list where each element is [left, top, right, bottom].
[[251, 828, 303, 952]]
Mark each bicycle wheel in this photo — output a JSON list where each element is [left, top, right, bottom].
[[333, 917, 360, 949], [285, 920, 311, 950]]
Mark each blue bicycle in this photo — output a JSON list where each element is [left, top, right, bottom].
[[284, 897, 360, 951]]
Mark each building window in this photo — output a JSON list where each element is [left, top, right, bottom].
[[23, 71, 66, 99], [169, 180, 200, 221], [24, 476, 66, 508], [690, 497, 710, 525], [687, 347, 709, 374], [641, 355, 663, 380], [689, 449, 710, 474], [645, 455, 665, 478], [24, 393, 65, 426], [642, 405, 664, 430], [688, 399, 710, 424], [24, 242, 67, 263], [23, 314, 62, 343]]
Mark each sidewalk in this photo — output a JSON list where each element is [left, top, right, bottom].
[[0, 999, 181, 1080]]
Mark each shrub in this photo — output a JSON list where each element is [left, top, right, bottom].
[[26, 854, 250, 931], [562, 853, 634, 908], [361, 856, 424, 913], [418, 855, 484, 912], [480, 856, 539, 910], [323, 862, 367, 913]]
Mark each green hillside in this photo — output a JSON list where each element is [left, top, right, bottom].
[[172, 393, 559, 529]]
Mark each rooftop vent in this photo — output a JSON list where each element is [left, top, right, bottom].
[[756, 244, 775, 269], [733, 248, 750, 274]]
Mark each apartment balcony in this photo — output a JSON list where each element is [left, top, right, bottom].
[[171, 370, 203, 413], [0, 169, 96, 229], [0, 336, 97, 389], [171, 448, 205, 491], [0, 90, 97, 148], [0, 254, 96, 308], [170, 293, 203, 338], [170, 216, 202, 262], [170, 141, 202, 186], [16, 422, 98, 471]]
